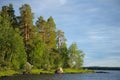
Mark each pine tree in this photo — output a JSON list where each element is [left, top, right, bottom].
[[19, 4, 35, 63], [47, 16, 58, 69], [1, 4, 17, 29], [7, 4, 17, 29], [36, 16, 47, 44], [36, 16, 50, 69], [47, 16, 56, 49], [36, 16, 59, 69]]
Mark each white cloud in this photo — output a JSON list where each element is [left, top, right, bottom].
[[84, 8, 99, 13], [60, 0, 67, 5], [32, 0, 67, 9]]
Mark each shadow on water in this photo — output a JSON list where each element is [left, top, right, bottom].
[[0, 74, 63, 80]]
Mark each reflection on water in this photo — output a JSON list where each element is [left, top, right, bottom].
[[0, 70, 120, 80]]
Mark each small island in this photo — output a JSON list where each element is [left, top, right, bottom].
[[0, 4, 93, 77]]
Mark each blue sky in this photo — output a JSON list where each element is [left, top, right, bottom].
[[0, 0, 120, 67]]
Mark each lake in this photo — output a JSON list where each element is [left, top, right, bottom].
[[0, 70, 120, 80]]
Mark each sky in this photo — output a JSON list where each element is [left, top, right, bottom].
[[0, 0, 120, 67]]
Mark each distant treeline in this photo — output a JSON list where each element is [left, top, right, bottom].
[[83, 67, 120, 70]]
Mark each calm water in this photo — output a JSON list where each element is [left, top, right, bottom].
[[0, 70, 120, 80]]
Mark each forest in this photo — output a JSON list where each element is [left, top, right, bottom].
[[0, 4, 85, 71]]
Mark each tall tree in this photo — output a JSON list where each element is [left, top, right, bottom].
[[68, 42, 85, 69], [56, 30, 68, 68], [36, 16, 50, 69], [36, 16, 57, 49], [36, 16, 47, 43], [19, 4, 35, 63], [1, 4, 17, 29], [46, 16, 57, 69], [1, 5, 8, 18], [47, 16, 56, 49], [29, 33, 44, 68], [7, 4, 17, 29], [0, 12, 26, 70], [36, 16, 58, 69], [19, 4, 34, 44]]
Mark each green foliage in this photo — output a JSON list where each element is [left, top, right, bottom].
[[68, 42, 85, 69], [19, 4, 35, 64], [35, 16, 59, 69], [0, 13, 26, 70], [47, 16, 56, 49], [56, 30, 69, 68], [30, 35, 44, 68], [60, 43, 69, 68], [56, 30, 66, 49], [1, 4, 17, 29]]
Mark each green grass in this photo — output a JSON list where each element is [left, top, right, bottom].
[[63, 68, 95, 73], [0, 70, 19, 77], [30, 68, 95, 74]]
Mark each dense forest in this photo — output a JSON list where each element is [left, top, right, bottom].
[[0, 4, 85, 71]]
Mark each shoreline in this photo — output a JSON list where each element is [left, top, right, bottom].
[[0, 68, 95, 77]]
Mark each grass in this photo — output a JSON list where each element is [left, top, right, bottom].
[[63, 68, 95, 73], [30, 68, 95, 74], [0, 69, 19, 77]]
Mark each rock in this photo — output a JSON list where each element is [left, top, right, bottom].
[[23, 71, 30, 75], [55, 67, 63, 74]]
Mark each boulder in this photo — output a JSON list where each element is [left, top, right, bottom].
[[55, 67, 63, 74]]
